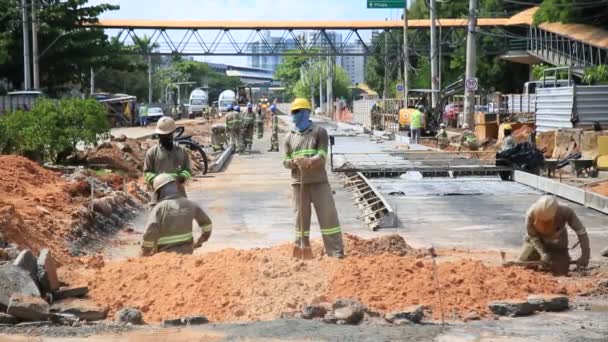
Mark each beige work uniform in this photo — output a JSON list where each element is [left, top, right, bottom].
[[242, 110, 256, 150], [225, 111, 242, 152], [270, 114, 280, 151], [436, 129, 449, 149], [142, 194, 213, 255], [459, 130, 479, 151], [144, 143, 192, 201], [283, 123, 344, 257], [256, 109, 265, 138], [518, 204, 590, 275], [502, 135, 516, 151], [211, 123, 227, 151]]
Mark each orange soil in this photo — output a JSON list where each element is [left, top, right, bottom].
[[512, 125, 534, 144], [62, 234, 591, 323], [0, 156, 82, 264], [588, 181, 608, 196]]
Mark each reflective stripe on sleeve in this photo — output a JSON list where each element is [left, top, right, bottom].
[[320, 227, 342, 236], [157, 232, 194, 245]]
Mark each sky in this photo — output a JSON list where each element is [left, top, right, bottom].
[[90, 0, 408, 66]]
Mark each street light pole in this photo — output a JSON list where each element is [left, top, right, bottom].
[[463, 0, 478, 129], [22, 0, 32, 90], [31, 0, 39, 89], [403, 1, 409, 106], [430, 0, 438, 108]]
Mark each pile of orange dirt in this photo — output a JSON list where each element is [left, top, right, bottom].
[[62, 234, 591, 323], [587, 181, 608, 196], [537, 131, 555, 158], [0, 156, 84, 263], [512, 125, 534, 144], [84, 138, 150, 178]]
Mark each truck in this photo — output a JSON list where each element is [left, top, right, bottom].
[[218, 90, 237, 114], [188, 88, 209, 119]]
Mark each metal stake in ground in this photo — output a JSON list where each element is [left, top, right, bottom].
[[292, 170, 313, 260], [429, 245, 445, 324]]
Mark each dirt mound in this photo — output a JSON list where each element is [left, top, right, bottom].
[[343, 234, 416, 257], [63, 236, 590, 323], [513, 125, 534, 144], [85, 140, 149, 177], [537, 131, 555, 158]]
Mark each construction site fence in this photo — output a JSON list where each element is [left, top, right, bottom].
[[0, 95, 39, 115], [506, 94, 536, 115]]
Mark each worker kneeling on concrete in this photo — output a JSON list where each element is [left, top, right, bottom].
[[458, 123, 479, 151], [142, 174, 213, 256], [518, 195, 590, 275], [211, 123, 227, 152], [283, 98, 344, 258]]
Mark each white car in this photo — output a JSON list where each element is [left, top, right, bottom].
[[147, 107, 164, 122]]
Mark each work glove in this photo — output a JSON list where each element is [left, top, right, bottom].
[[577, 233, 591, 269], [540, 253, 551, 265], [194, 231, 211, 248], [176, 174, 186, 184], [294, 157, 313, 169], [141, 246, 155, 257]]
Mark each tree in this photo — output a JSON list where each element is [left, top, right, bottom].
[[583, 65, 608, 85], [0, 0, 120, 94], [274, 52, 312, 99], [534, 0, 608, 30], [133, 35, 159, 103], [293, 61, 351, 100]]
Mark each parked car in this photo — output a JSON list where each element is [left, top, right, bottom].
[[147, 107, 164, 122]]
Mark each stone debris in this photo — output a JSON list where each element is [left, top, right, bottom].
[[162, 318, 185, 327], [50, 298, 108, 321], [600, 246, 608, 258], [488, 300, 538, 317], [384, 305, 425, 324], [7, 294, 50, 321], [37, 249, 60, 294], [53, 286, 89, 300], [0, 313, 18, 325], [330, 299, 365, 325], [12, 250, 38, 279], [301, 305, 327, 320], [527, 294, 569, 312], [184, 315, 209, 325], [0, 264, 41, 308], [116, 308, 144, 325]]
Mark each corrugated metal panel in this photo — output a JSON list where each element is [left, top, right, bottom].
[[535, 87, 574, 132], [574, 86, 608, 126], [507, 94, 535, 114]]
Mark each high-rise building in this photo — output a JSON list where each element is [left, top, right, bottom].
[[341, 41, 366, 85], [248, 31, 297, 72]]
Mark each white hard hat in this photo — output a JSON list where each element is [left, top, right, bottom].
[[440, 123, 446, 128], [462, 123, 469, 129], [152, 174, 176, 192], [156, 116, 176, 135], [532, 195, 559, 221]]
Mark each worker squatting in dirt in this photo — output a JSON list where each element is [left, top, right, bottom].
[[142, 174, 213, 256], [518, 195, 590, 275], [283, 98, 345, 258], [143, 117, 192, 204]]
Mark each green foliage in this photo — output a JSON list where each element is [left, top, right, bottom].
[[534, 0, 608, 29], [293, 61, 351, 101], [0, 99, 109, 162], [274, 52, 312, 99], [583, 65, 608, 85]]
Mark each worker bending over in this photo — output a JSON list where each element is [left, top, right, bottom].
[[518, 195, 590, 275], [435, 123, 449, 149], [283, 98, 344, 258], [144, 117, 192, 203], [242, 103, 256, 152], [458, 123, 479, 151], [142, 174, 213, 256], [225, 104, 242, 153], [211, 123, 227, 152], [268, 104, 280, 152], [501, 124, 516, 151]]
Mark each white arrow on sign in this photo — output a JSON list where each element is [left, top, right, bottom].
[[465, 78, 478, 91]]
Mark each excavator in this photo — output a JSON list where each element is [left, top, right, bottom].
[[398, 78, 464, 136]]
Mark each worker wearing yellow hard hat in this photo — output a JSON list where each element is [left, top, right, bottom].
[[502, 123, 515, 152], [282, 98, 345, 258]]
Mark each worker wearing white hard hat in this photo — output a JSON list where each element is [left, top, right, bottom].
[[518, 195, 590, 275]]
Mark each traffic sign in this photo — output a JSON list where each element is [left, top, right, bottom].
[[465, 78, 478, 91], [367, 0, 405, 9], [396, 84, 404, 92]]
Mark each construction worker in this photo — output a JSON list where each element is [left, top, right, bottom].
[[268, 104, 280, 152], [435, 123, 449, 149], [283, 98, 344, 258], [518, 195, 590, 275], [144, 117, 192, 202], [242, 103, 256, 151], [211, 123, 227, 152], [225, 104, 242, 153], [139, 103, 148, 127], [142, 174, 213, 256], [458, 123, 479, 151], [502, 124, 516, 151], [410, 105, 425, 144], [256, 105, 265, 139]]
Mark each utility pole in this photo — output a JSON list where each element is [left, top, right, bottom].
[[403, 2, 409, 106], [31, 0, 39, 89], [319, 61, 324, 115], [148, 55, 152, 103], [22, 0, 31, 90], [383, 20, 388, 99], [463, 0, 478, 129], [90, 67, 95, 95], [326, 55, 333, 119], [430, 0, 438, 108]]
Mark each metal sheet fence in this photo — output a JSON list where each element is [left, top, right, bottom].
[[575, 85, 608, 127], [507, 94, 536, 114], [535, 87, 575, 132], [0, 96, 38, 115]]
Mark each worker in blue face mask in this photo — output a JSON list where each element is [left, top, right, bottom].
[[282, 98, 345, 258]]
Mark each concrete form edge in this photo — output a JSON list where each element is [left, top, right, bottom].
[[208, 147, 233, 173], [513, 171, 608, 214], [356, 172, 397, 228]]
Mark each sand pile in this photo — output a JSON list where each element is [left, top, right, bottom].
[[512, 125, 534, 144], [63, 234, 588, 323], [537, 131, 555, 158]]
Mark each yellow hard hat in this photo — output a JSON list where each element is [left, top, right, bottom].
[[503, 124, 513, 131], [291, 98, 312, 112]]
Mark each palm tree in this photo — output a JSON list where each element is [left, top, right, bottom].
[[133, 35, 159, 104]]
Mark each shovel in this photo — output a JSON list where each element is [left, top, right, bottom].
[[292, 169, 313, 260]]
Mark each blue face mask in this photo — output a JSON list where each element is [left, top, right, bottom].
[[291, 109, 311, 131]]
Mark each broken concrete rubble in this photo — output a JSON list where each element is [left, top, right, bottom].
[[0, 264, 41, 308], [0, 313, 18, 325], [385, 305, 425, 324], [53, 286, 89, 300], [7, 293, 50, 321], [488, 300, 538, 317], [116, 308, 144, 325], [527, 295, 569, 312], [301, 305, 327, 319], [37, 248, 60, 294], [184, 315, 209, 325], [13, 250, 37, 280], [50, 298, 108, 321], [331, 299, 365, 325]]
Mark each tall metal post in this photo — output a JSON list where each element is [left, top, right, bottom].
[[326, 55, 333, 119], [463, 0, 478, 129], [31, 0, 39, 89], [147, 55, 152, 103], [430, 0, 438, 108], [383, 22, 388, 99], [22, 0, 32, 90], [319, 61, 324, 115], [90, 67, 95, 95], [403, 2, 409, 106]]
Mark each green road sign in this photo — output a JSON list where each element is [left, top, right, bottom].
[[367, 0, 405, 9]]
